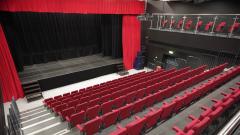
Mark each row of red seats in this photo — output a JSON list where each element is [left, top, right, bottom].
[[68, 67, 207, 134], [76, 74, 205, 134], [75, 65, 223, 135], [47, 68, 186, 112], [173, 86, 240, 135], [47, 69, 173, 107], [53, 64, 215, 120], [43, 71, 148, 103], [56, 67, 193, 123], [108, 64, 231, 135], [43, 69, 167, 108]]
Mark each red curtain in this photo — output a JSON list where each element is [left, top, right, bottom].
[[0, 25, 24, 102], [0, 0, 144, 14], [122, 15, 141, 69]]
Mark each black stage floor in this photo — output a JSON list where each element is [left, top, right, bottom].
[[18, 54, 122, 90]]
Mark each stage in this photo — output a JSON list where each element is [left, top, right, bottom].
[[18, 54, 122, 91]]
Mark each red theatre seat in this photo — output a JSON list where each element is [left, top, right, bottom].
[[170, 20, 175, 28], [199, 106, 212, 120], [215, 21, 226, 32], [118, 103, 133, 120], [132, 98, 146, 113], [101, 94, 112, 103], [101, 100, 114, 115], [63, 92, 70, 97], [208, 106, 224, 121], [229, 22, 240, 32], [192, 117, 211, 135], [177, 19, 183, 29], [77, 116, 101, 135], [66, 111, 85, 126], [145, 108, 162, 130], [58, 107, 75, 120], [183, 115, 200, 132], [54, 95, 62, 100], [101, 110, 119, 128], [185, 19, 193, 30], [76, 102, 88, 112], [205, 22, 214, 31], [160, 101, 176, 120], [172, 96, 184, 113], [162, 20, 168, 28], [125, 116, 146, 135], [86, 105, 100, 120], [113, 96, 126, 109], [53, 103, 67, 113], [109, 125, 127, 135], [68, 99, 79, 108], [196, 20, 203, 31], [126, 91, 137, 104], [49, 101, 61, 109], [88, 98, 101, 107], [145, 94, 156, 107], [135, 89, 145, 100]]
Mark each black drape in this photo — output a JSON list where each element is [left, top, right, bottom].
[[101, 15, 122, 58], [0, 12, 122, 72]]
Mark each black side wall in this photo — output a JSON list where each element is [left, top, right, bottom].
[[0, 86, 6, 135], [143, 0, 240, 68]]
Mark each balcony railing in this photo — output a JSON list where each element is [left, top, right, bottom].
[[141, 13, 240, 39]]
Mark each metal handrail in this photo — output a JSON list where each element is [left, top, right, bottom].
[[217, 109, 240, 135]]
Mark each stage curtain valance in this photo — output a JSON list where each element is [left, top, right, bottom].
[[0, 0, 144, 15]]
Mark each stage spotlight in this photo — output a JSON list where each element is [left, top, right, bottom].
[[169, 50, 174, 54]]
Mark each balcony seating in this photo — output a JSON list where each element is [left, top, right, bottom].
[[205, 22, 214, 31]]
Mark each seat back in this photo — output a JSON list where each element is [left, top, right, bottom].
[[145, 108, 162, 129], [161, 101, 176, 120], [76, 102, 88, 112], [109, 125, 127, 135], [68, 111, 85, 126], [135, 89, 145, 100], [145, 94, 156, 107], [113, 96, 126, 109], [101, 100, 114, 115], [101, 94, 112, 103], [78, 116, 101, 135], [192, 117, 211, 135], [126, 116, 146, 135], [53, 103, 67, 113], [54, 95, 62, 100], [50, 101, 62, 108], [126, 91, 136, 104], [60, 107, 75, 119], [68, 99, 79, 108], [132, 98, 145, 113], [86, 105, 100, 120], [173, 96, 183, 113], [88, 98, 101, 108], [101, 110, 119, 128], [118, 103, 133, 120]]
